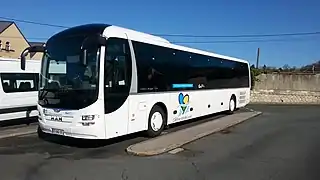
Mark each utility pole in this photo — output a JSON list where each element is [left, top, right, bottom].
[[256, 48, 260, 69]]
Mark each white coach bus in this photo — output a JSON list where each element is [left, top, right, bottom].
[[0, 57, 41, 122], [19, 24, 251, 139]]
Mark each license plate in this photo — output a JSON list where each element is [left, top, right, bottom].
[[52, 128, 64, 135]]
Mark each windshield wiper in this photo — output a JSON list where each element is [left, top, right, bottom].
[[38, 88, 65, 106]]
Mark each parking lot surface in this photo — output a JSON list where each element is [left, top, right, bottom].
[[0, 104, 319, 180]]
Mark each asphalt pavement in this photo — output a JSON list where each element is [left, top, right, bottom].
[[0, 104, 319, 180]]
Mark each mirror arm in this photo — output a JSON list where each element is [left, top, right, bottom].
[[20, 48, 30, 70], [20, 45, 46, 71]]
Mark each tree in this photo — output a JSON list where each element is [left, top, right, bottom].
[[250, 67, 262, 90], [262, 65, 267, 73], [283, 64, 290, 71]]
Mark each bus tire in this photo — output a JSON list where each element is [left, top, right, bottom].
[[147, 105, 166, 137], [37, 126, 46, 139], [227, 96, 236, 115]]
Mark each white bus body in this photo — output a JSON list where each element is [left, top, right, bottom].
[[21, 24, 251, 139], [0, 57, 41, 122]]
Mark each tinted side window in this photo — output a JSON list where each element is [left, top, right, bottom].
[[174, 50, 196, 89], [205, 58, 250, 89], [0, 73, 39, 93], [133, 41, 195, 92], [220, 59, 236, 88], [133, 40, 249, 92], [133, 41, 168, 92], [187, 54, 209, 89], [241, 62, 250, 87]]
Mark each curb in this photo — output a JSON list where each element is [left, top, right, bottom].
[[126, 111, 262, 156]]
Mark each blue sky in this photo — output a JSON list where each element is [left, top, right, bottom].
[[1, 0, 320, 68]]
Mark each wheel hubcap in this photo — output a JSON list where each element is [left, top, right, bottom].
[[230, 99, 235, 111], [151, 112, 163, 131]]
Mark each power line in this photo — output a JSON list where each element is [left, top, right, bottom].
[[1, 35, 319, 44], [0, 16, 69, 29], [155, 31, 320, 38], [172, 37, 320, 44], [0, 36, 48, 40], [2, 16, 320, 39]]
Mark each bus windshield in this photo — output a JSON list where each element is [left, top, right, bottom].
[[39, 35, 100, 109]]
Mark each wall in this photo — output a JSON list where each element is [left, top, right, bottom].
[[251, 73, 320, 104], [254, 73, 320, 92], [250, 90, 320, 104]]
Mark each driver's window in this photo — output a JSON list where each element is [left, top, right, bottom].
[[104, 38, 132, 92]]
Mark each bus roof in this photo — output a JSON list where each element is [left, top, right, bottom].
[[45, 23, 249, 64], [104, 25, 249, 64]]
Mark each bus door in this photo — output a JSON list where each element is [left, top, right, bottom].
[[103, 36, 132, 138]]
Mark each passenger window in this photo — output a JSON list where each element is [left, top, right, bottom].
[[0, 73, 39, 93], [132, 40, 250, 92]]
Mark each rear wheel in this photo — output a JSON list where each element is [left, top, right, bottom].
[[227, 96, 236, 114], [147, 105, 167, 137]]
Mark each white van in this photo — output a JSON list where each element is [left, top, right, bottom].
[[0, 57, 41, 123]]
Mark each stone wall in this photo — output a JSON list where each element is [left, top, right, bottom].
[[254, 73, 320, 92], [250, 73, 320, 104], [250, 90, 320, 104]]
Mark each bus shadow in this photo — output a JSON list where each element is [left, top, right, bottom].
[[164, 110, 229, 132], [40, 130, 147, 149], [40, 109, 240, 148]]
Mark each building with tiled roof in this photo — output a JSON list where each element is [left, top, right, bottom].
[[0, 21, 43, 60]]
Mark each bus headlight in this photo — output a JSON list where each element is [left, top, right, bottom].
[[43, 109, 48, 115], [82, 115, 95, 121]]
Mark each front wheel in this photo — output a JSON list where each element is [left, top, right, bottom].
[[146, 105, 167, 137], [37, 125, 45, 139]]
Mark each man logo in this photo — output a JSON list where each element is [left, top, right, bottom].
[[51, 116, 62, 121]]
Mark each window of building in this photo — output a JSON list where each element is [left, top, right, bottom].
[[5, 41, 10, 51], [0, 40, 2, 50], [0, 73, 39, 93]]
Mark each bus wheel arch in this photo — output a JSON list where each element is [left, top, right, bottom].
[[227, 94, 237, 114], [37, 125, 47, 139], [146, 103, 167, 137]]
